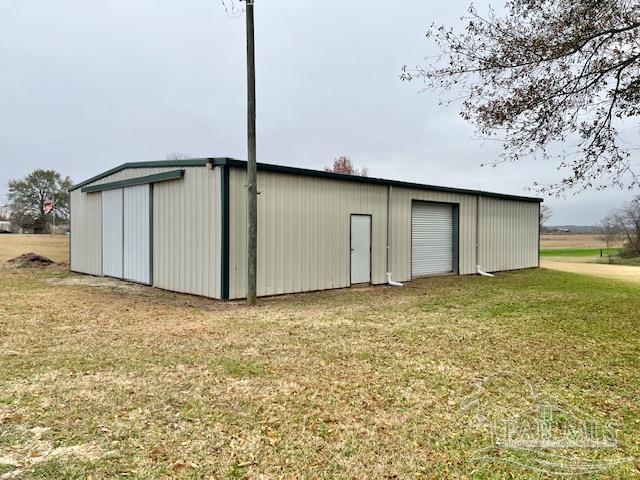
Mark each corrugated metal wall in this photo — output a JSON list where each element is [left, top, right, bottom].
[[153, 167, 221, 298], [228, 172, 539, 298], [71, 167, 176, 277], [389, 187, 538, 279], [70, 189, 102, 275], [70, 166, 221, 298], [478, 196, 539, 271], [228, 168, 388, 299], [71, 163, 538, 300]]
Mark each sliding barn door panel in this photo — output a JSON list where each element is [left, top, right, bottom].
[[123, 185, 151, 284], [102, 189, 124, 278]]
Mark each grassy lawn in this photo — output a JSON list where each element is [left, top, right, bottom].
[[540, 247, 622, 257], [1, 262, 639, 478]]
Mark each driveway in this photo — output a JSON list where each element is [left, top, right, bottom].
[[541, 259, 640, 284]]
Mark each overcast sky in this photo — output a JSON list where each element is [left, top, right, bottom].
[[0, 0, 637, 224]]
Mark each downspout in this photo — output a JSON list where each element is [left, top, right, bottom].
[[68, 189, 72, 273], [476, 195, 494, 277], [386, 185, 403, 287]]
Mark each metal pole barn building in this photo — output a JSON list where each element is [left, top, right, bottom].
[[69, 158, 542, 300]]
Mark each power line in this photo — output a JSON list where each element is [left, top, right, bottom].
[[0, 158, 97, 173], [219, 0, 244, 18]]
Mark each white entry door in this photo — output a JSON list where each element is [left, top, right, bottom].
[[411, 202, 454, 277], [123, 184, 151, 284], [102, 188, 123, 278], [350, 215, 371, 284]]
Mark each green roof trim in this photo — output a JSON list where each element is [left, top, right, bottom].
[[71, 156, 543, 203], [69, 158, 237, 192], [214, 159, 544, 203], [81, 170, 185, 193]]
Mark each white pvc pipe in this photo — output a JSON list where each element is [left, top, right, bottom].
[[476, 265, 494, 277], [387, 272, 404, 287]]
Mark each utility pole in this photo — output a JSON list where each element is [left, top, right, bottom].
[[245, 0, 258, 305]]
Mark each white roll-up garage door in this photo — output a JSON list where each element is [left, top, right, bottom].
[[102, 188, 123, 278], [411, 202, 454, 277], [123, 185, 151, 284]]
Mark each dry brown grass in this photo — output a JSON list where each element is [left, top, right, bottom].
[[0, 262, 638, 478], [540, 233, 624, 249], [0, 234, 69, 264], [540, 259, 640, 284]]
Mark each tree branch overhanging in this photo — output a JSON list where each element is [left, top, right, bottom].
[[402, 0, 640, 195]]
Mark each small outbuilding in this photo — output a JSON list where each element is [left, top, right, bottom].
[[69, 158, 542, 300]]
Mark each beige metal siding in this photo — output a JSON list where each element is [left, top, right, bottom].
[[228, 169, 539, 299], [72, 162, 539, 301], [228, 168, 388, 299], [389, 187, 478, 279], [478, 197, 539, 272], [389, 188, 538, 279], [153, 167, 221, 298], [70, 189, 102, 275], [70, 166, 221, 298]]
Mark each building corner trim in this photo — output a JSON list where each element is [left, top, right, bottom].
[[538, 202, 541, 268], [220, 165, 230, 300]]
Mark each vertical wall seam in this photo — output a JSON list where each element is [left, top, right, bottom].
[[386, 185, 391, 275], [149, 184, 154, 285], [121, 188, 125, 277], [453, 204, 460, 274]]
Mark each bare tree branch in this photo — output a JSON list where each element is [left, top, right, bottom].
[[402, 0, 640, 195]]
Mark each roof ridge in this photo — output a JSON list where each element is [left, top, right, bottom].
[[70, 157, 543, 203]]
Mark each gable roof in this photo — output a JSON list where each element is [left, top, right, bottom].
[[70, 157, 543, 203], [68, 158, 216, 192]]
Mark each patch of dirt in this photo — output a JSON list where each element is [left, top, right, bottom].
[[0, 426, 110, 479], [46, 274, 245, 312], [541, 259, 640, 284], [3, 253, 55, 269], [47, 275, 148, 293]]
